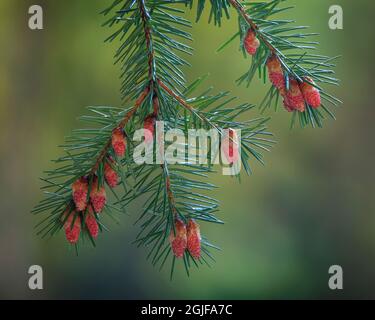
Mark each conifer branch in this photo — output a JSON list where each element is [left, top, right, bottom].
[[230, 0, 341, 128], [33, 0, 340, 277], [197, 0, 342, 128]]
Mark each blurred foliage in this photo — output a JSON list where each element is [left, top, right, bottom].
[[0, 0, 374, 299]]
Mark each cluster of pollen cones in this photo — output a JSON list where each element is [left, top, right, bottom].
[[63, 128, 126, 244], [169, 219, 201, 259], [63, 113, 160, 245], [244, 29, 321, 113]]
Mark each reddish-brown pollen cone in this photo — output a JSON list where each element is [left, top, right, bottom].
[[111, 128, 127, 157], [169, 219, 187, 258], [72, 177, 88, 211], [90, 177, 107, 213], [282, 80, 306, 112], [244, 29, 260, 56], [104, 159, 118, 188], [222, 129, 240, 165], [85, 206, 99, 239], [144, 114, 156, 144], [300, 77, 321, 108], [187, 219, 201, 259], [63, 211, 81, 244], [267, 55, 285, 90]]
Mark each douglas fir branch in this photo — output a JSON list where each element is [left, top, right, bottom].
[[33, 0, 341, 277]]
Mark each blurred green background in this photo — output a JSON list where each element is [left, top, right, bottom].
[[1, 0, 374, 299]]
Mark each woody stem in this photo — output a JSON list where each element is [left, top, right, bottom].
[[139, 0, 156, 83], [89, 85, 150, 176], [157, 79, 220, 132]]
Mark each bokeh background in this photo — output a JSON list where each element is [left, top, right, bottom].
[[1, 0, 374, 299]]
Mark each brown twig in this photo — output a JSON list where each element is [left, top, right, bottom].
[[139, 0, 156, 82], [162, 165, 178, 218], [157, 79, 219, 131], [89, 85, 150, 175]]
